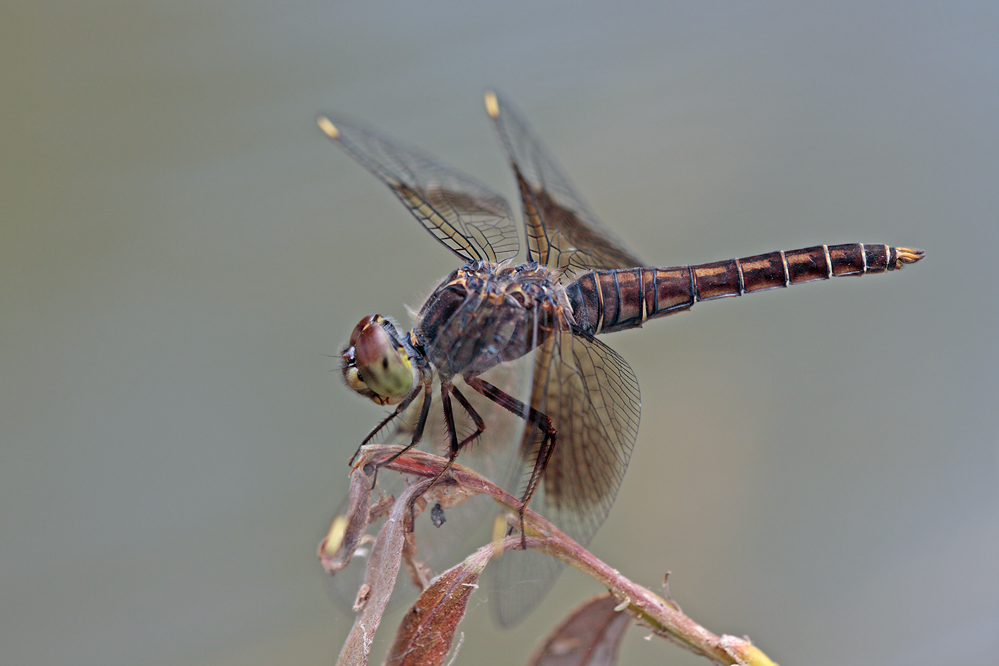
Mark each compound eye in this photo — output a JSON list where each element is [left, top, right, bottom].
[[348, 314, 378, 347], [341, 316, 413, 405]]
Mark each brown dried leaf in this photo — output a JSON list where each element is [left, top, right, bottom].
[[384, 546, 491, 666], [319, 465, 374, 575], [401, 528, 434, 592], [527, 593, 632, 666], [335, 479, 430, 666]]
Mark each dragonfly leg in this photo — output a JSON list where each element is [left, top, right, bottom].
[[447, 383, 487, 453], [371, 382, 433, 490], [399, 380, 487, 528], [425, 380, 488, 484], [350, 383, 423, 466], [465, 376, 557, 547]]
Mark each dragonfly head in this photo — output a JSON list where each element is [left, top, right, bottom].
[[341, 315, 415, 406]]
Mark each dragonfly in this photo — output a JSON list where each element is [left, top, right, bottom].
[[318, 92, 923, 626]]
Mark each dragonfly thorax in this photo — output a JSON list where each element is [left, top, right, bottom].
[[341, 314, 418, 406], [415, 261, 571, 380]]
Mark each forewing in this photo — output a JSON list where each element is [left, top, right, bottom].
[[485, 92, 643, 280], [491, 329, 641, 626], [319, 114, 519, 263]]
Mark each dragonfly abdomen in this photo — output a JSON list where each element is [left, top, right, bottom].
[[568, 244, 924, 335]]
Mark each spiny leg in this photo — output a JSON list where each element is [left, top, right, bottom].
[[383, 380, 491, 529], [447, 383, 487, 453], [465, 376, 557, 546], [350, 384, 423, 466], [370, 382, 433, 490], [413, 382, 489, 521]]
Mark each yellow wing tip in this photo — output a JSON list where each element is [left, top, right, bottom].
[[317, 115, 339, 140], [895, 247, 925, 266], [484, 91, 500, 119]]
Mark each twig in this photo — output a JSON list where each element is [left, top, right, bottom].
[[327, 445, 778, 666]]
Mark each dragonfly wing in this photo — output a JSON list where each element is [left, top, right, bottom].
[[485, 92, 643, 279], [490, 328, 641, 626], [319, 114, 519, 263], [536, 330, 642, 537]]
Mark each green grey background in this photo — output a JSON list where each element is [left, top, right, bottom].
[[2, 2, 996, 665]]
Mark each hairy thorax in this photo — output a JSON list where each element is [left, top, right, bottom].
[[415, 260, 573, 380]]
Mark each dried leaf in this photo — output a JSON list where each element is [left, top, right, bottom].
[[319, 465, 374, 575], [384, 546, 491, 666], [335, 479, 431, 666], [401, 528, 433, 592], [528, 593, 632, 666]]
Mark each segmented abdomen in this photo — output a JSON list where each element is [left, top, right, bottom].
[[566, 244, 924, 335]]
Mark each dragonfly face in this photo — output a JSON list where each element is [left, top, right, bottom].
[[341, 314, 416, 406], [319, 92, 922, 626]]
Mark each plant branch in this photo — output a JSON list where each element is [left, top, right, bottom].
[[324, 445, 779, 666]]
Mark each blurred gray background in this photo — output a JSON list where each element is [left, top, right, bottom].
[[2, 2, 996, 665]]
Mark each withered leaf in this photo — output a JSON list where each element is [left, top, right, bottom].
[[319, 464, 374, 575], [527, 593, 632, 666], [384, 545, 490, 666], [335, 479, 431, 666]]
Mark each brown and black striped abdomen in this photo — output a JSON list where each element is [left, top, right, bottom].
[[566, 244, 924, 335]]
